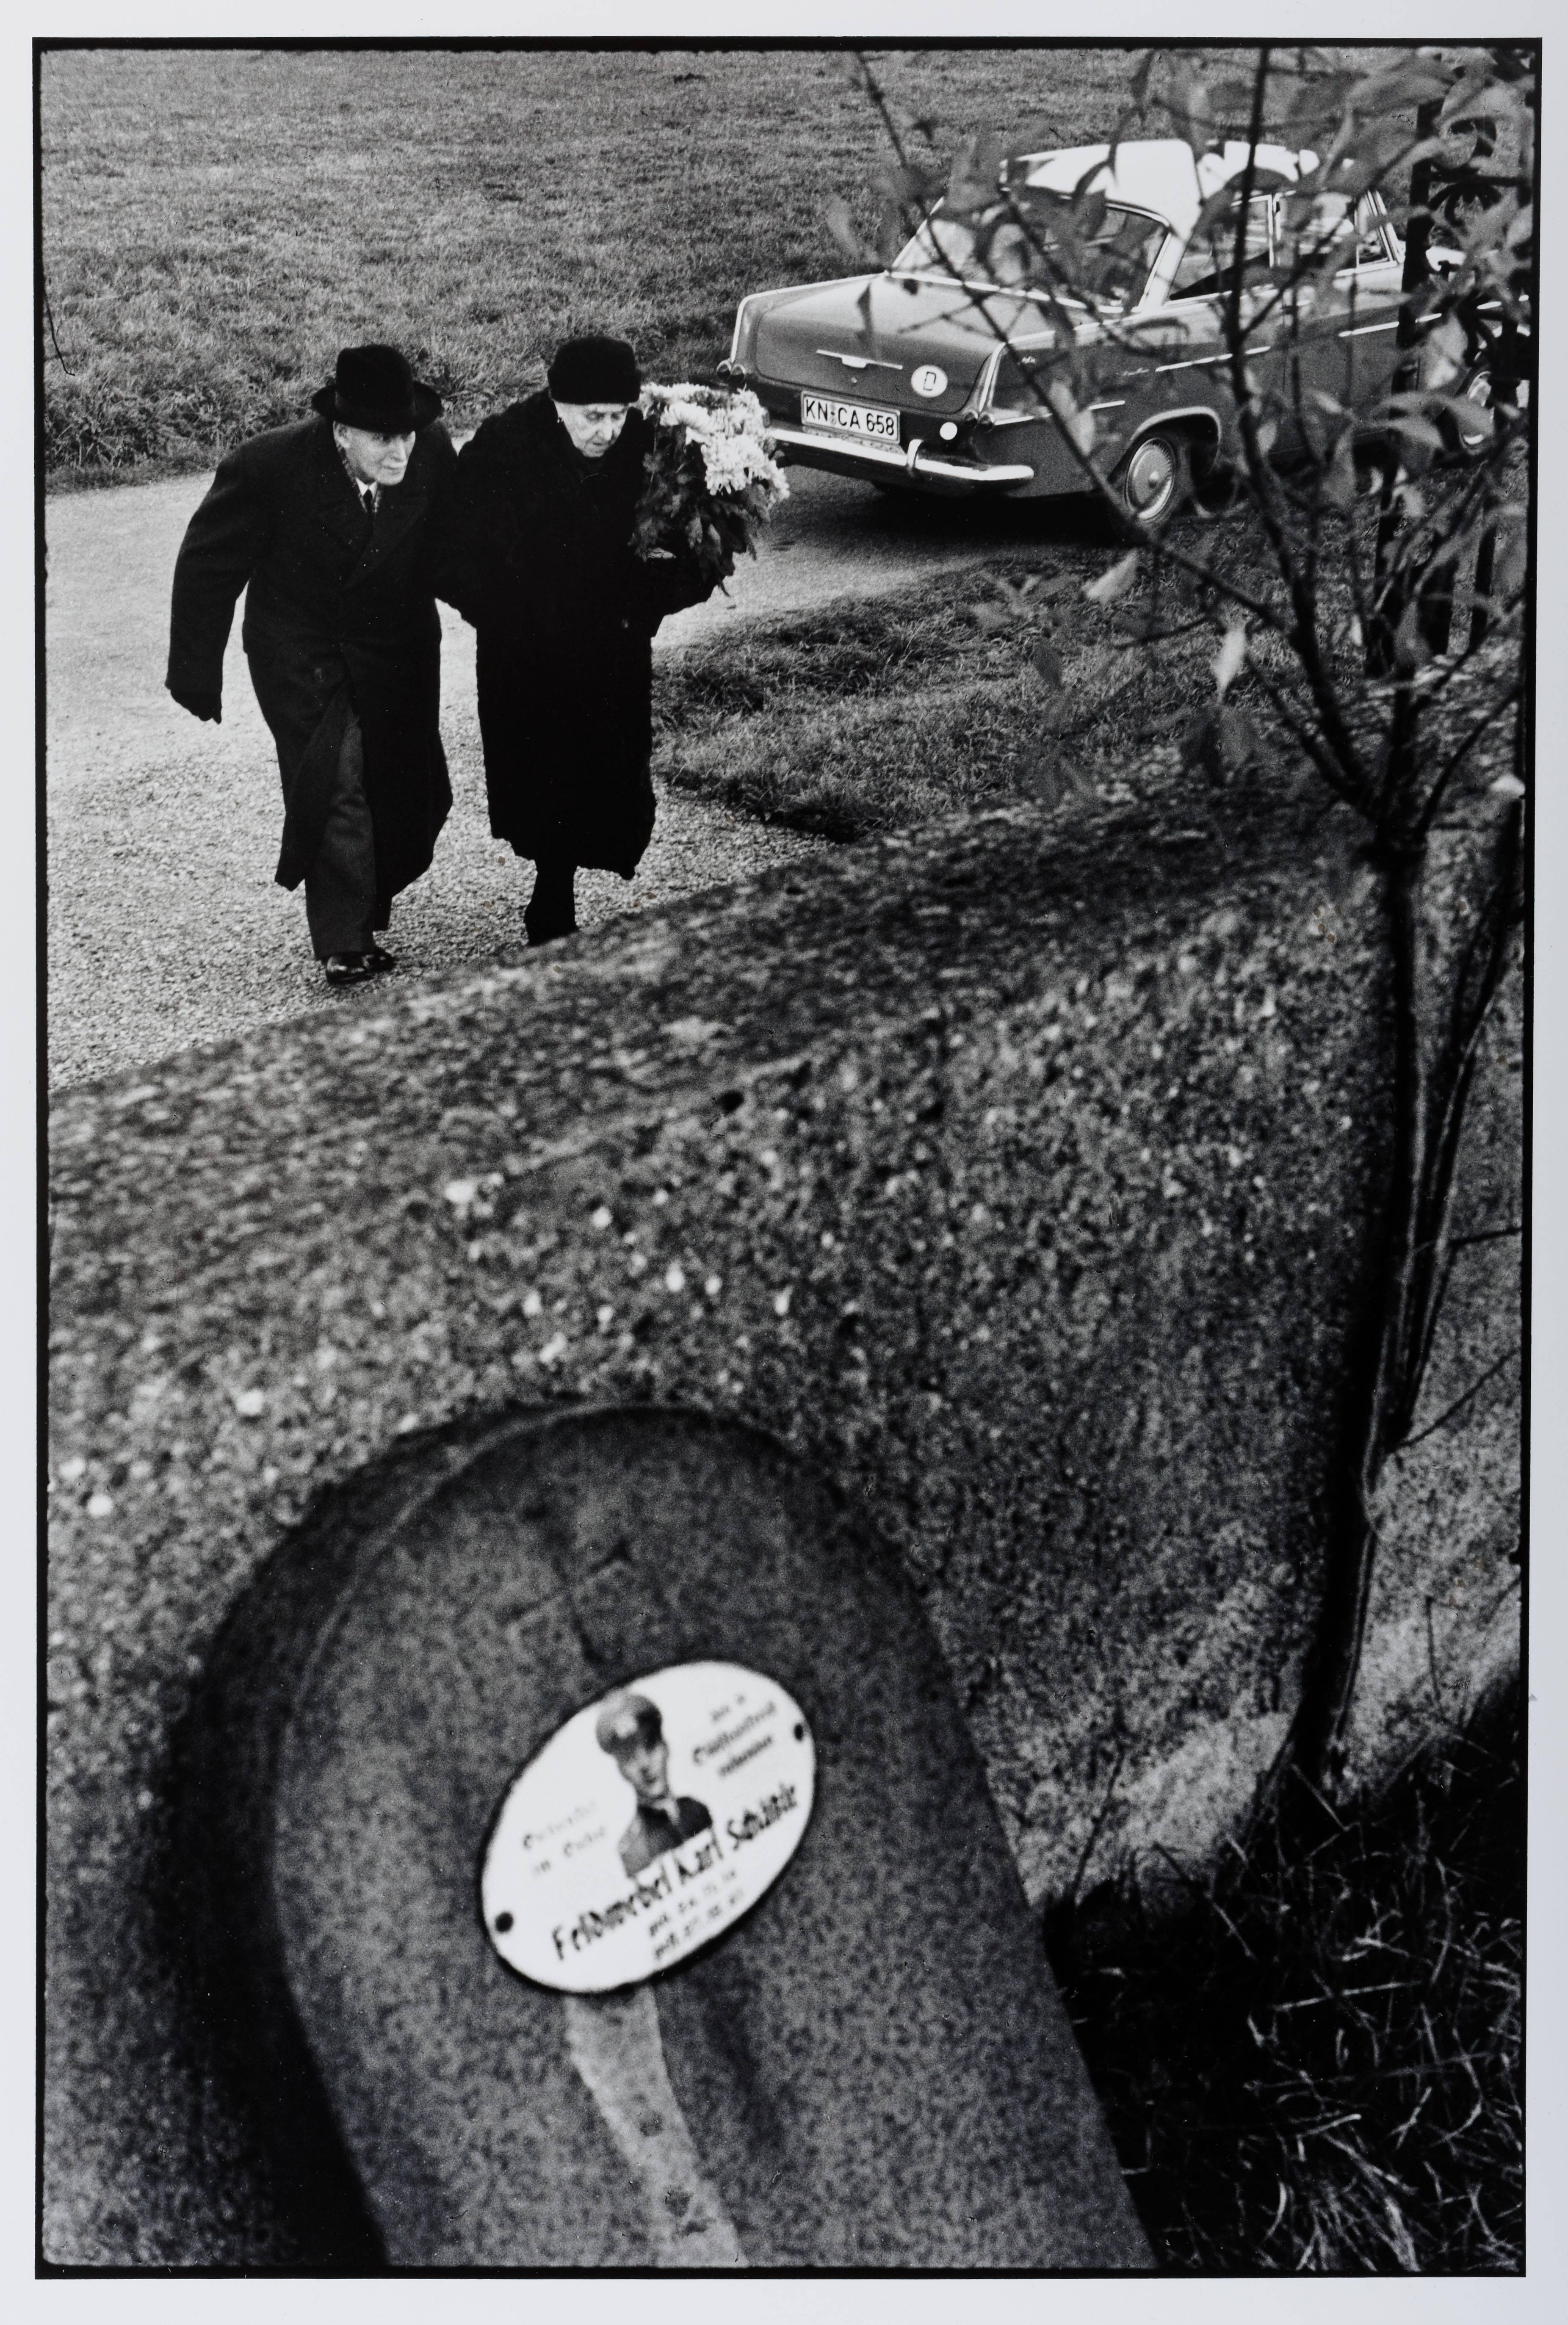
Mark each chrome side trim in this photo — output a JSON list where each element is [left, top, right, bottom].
[[766, 423, 1034, 485], [1154, 352, 1230, 373], [886, 271, 1070, 306], [974, 345, 1008, 410]]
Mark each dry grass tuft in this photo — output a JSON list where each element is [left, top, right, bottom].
[[1045, 1684, 1524, 2272]]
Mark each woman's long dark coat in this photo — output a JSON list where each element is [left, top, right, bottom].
[[433, 392, 712, 876], [167, 416, 456, 906]]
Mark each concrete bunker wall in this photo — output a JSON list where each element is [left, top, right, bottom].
[[47, 800, 1520, 2262]]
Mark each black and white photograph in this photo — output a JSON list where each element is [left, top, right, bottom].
[[36, 8, 1548, 2286]]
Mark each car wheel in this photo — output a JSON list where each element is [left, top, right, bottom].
[[1447, 367, 1494, 456], [1112, 431, 1189, 528]]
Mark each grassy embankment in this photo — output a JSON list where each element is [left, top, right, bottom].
[[653, 503, 1518, 843], [651, 531, 1229, 840], [42, 43, 1147, 487]]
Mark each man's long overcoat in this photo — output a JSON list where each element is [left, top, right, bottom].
[[433, 392, 711, 876], [167, 415, 456, 904]]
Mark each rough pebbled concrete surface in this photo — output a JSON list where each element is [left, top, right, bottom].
[[47, 795, 1519, 2262]]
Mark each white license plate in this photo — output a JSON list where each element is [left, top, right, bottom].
[[800, 392, 901, 445]]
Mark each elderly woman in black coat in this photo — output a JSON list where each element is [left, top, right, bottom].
[[433, 335, 717, 944]]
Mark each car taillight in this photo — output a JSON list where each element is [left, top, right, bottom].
[[726, 296, 758, 366]]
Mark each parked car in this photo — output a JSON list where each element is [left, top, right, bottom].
[[721, 137, 1484, 525]]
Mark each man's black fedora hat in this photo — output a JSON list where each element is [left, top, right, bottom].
[[311, 344, 443, 432]]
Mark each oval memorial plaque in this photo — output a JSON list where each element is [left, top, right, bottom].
[[481, 1662, 816, 1993]]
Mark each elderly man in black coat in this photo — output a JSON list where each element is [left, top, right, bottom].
[[166, 345, 456, 985], [433, 335, 716, 945]]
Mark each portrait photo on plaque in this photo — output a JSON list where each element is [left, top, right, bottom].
[[481, 1661, 816, 1993]]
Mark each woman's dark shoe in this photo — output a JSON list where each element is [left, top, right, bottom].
[[324, 953, 376, 986], [365, 946, 398, 974], [525, 860, 578, 946]]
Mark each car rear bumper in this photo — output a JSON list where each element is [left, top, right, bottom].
[[766, 423, 1036, 493]]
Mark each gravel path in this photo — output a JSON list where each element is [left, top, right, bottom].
[[47, 462, 1020, 1089], [48, 695, 831, 1092]]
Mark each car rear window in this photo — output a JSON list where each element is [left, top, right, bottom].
[[895, 191, 1166, 305], [1281, 191, 1393, 268], [1169, 192, 1273, 300], [1170, 188, 1393, 300]]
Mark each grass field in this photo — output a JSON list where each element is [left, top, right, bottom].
[[41, 43, 1161, 485], [42, 42, 1413, 487]]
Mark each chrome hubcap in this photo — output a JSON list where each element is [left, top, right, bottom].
[[1125, 437, 1177, 519]]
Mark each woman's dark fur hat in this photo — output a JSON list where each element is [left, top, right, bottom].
[[312, 344, 443, 432], [547, 334, 641, 405]]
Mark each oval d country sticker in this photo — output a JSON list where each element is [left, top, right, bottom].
[[481, 1662, 816, 1992]]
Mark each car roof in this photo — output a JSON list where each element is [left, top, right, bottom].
[[1018, 137, 1314, 237]]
